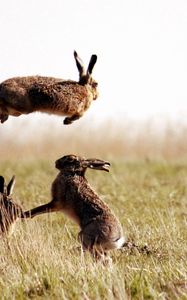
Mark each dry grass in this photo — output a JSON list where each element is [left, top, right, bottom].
[[0, 115, 187, 160], [0, 159, 187, 299], [0, 116, 187, 299]]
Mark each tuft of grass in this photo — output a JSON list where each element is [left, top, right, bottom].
[[0, 159, 187, 299]]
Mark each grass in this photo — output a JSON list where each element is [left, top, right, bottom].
[[1, 116, 187, 160], [0, 158, 187, 299]]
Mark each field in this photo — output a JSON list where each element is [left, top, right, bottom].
[[0, 117, 187, 299], [0, 156, 187, 299]]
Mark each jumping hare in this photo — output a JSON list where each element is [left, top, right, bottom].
[[0, 51, 98, 124], [23, 155, 125, 257], [0, 175, 23, 235]]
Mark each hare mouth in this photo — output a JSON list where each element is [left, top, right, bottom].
[[85, 159, 110, 172]]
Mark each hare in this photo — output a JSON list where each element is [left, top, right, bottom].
[[0, 175, 23, 235], [0, 51, 98, 124], [23, 155, 125, 256]]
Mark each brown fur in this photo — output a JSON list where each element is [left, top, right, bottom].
[[23, 155, 125, 254], [0, 52, 98, 124], [0, 176, 23, 235]]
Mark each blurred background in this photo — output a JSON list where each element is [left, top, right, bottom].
[[0, 0, 187, 160]]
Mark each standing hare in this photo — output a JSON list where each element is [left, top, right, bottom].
[[0, 51, 98, 124], [0, 175, 23, 235], [23, 155, 125, 257]]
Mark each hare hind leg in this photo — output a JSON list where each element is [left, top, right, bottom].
[[0, 105, 9, 123], [78, 230, 95, 252], [78, 229, 109, 261], [0, 114, 8, 123], [78, 231, 111, 263]]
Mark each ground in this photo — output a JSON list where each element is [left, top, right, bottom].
[[0, 159, 187, 299]]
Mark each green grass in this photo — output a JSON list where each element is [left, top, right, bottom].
[[0, 159, 187, 299]]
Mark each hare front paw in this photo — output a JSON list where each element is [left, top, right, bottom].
[[63, 114, 81, 125], [63, 117, 73, 125]]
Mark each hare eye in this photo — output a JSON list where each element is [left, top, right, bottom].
[[67, 159, 76, 165]]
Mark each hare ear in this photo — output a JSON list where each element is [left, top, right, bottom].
[[87, 55, 97, 76], [0, 176, 5, 193], [74, 51, 85, 78], [7, 175, 16, 196]]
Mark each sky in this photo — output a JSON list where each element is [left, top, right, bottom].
[[0, 0, 187, 124]]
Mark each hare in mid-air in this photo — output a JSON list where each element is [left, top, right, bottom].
[[23, 155, 125, 257], [0, 51, 98, 124], [0, 175, 23, 235]]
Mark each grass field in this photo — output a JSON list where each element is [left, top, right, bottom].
[[0, 158, 187, 299]]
